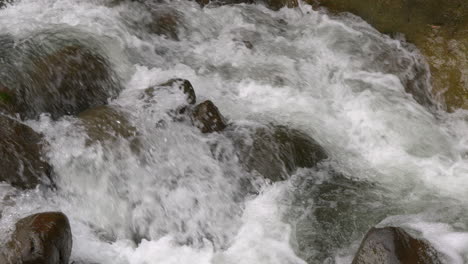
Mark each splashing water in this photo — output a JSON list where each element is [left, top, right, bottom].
[[0, 0, 468, 263]]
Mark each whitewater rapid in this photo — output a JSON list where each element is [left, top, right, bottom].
[[1, 0, 468, 263]]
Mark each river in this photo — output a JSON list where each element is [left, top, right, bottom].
[[0, 0, 467, 263]]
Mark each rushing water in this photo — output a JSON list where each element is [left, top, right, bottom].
[[1, 0, 468, 263]]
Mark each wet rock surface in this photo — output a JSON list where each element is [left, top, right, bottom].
[[311, 0, 468, 111], [78, 105, 138, 143], [228, 124, 327, 181], [196, 0, 297, 10], [0, 39, 122, 120], [0, 0, 13, 8], [157, 78, 197, 105], [0, 114, 52, 189], [0, 212, 72, 264], [191, 100, 227, 133], [352, 226, 443, 264], [148, 12, 181, 41], [0, 84, 15, 115]]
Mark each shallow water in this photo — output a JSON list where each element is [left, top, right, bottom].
[[0, 0, 468, 263]]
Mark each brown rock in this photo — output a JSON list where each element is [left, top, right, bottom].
[[0, 212, 72, 264], [353, 227, 443, 264], [192, 100, 227, 133], [0, 114, 52, 189]]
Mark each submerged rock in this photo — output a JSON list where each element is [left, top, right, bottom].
[[229, 124, 327, 181], [148, 12, 181, 41], [78, 105, 138, 142], [0, 212, 72, 264], [311, 0, 468, 111], [0, 114, 52, 189], [353, 227, 443, 264], [192, 100, 227, 133], [8, 44, 121, 120], [156, 78, 197, 105], [0, 0, 13, 8]]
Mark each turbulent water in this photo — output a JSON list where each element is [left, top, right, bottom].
[[1, 0, 468, 263]]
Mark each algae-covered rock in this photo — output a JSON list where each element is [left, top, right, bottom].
[[311, 0, 468, 111]]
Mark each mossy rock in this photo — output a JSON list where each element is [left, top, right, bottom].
[[0, 212, 72, 264], [0, 115, 53, 189], [311, 0, 468, 111]]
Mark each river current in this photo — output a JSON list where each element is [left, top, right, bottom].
[[0, 0, 468, 263]]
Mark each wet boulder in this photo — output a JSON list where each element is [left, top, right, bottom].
[[11, 44, 121, 120], [0, 212, 72, 264], [229, 124, 327, 182], [78, 105, 138, 143], [352, 227, 443, 264], [78, 105, 143, 155], [191, 100, 227, 133], [0, 114, 52, 189]]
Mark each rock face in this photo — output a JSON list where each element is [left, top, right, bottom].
[[191, 100, 227, 133], [0, 114, 52, 189], [230, 125, 327, 181], [0, 212, 72, 264], [352, 227, 443, 264], [311, 0, 468, 111], [10, 44, 121, 120]]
